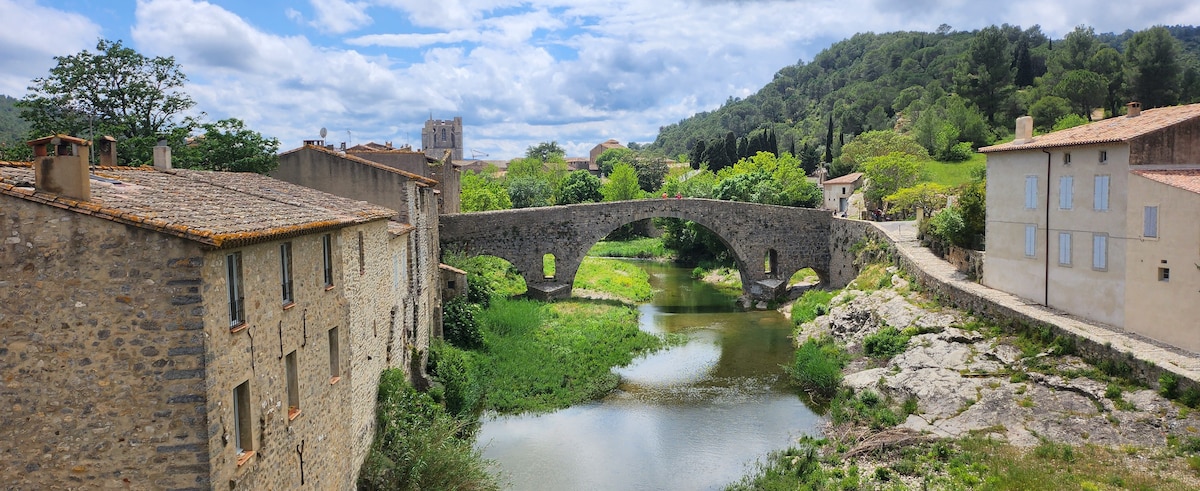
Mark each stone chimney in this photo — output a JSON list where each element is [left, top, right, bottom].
[[1126, 101, 1142, 118], [153, 140, 172, 170], [1014, 116, 1034, 144], [97, 135, 117, 167], [26, 134, 92, 201]]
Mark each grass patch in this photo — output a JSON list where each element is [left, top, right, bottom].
[[788, 336, 848, 399], [474, 298, 664, 413], [444, 253, 527, 297], [358, 370, 499, 491], [790, 289, 835, 326], [923, 153, 986, 188], [848, 263, 893, 291], [862, 326, 911, 359], [788, 267, 819, 286], [588, 237, 670, 259], [573, 257, 653, 302]]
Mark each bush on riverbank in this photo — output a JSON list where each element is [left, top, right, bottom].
[[443, 297, 484, 350], [588, 237, 669, 258], [791, 289, 835, 326], [357, 370, 499, 491], [428, 342, 484, 419], [788, 336, 847, 399]]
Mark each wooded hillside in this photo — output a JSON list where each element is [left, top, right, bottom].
[[650, 25, 1200, 170]]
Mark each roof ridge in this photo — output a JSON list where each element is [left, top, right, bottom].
[[294, 144, 438, 186]]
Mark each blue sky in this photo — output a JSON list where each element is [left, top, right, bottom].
[[3, 0, 1198, 159]]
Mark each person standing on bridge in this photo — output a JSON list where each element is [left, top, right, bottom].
[[675, 193, 682, 199], [662, 192, 668, 199]]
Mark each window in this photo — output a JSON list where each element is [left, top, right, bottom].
[[1099, 150, 1108, 163], [1058, 232, 1072, 266], [1159, 267, 1170, 282], [285, 351, 300, 420], [280, 242, 294, 305], [1025, 175, 1038, 209], [1094, 175, 1110, 211], [328, 327, 341, 382], [322, 234, 334, 288], [226, 252, 245, 328], [1063, 153, 1071, 165], [1058, 176, 1073, 210], [357, 231, 366, 275], [234, 381, 253, 457], [542, 253, 556, 279], [1143, 206, 1158, 238], [1025, 224, 1037, 258], [1092, 234, 1108, 270]]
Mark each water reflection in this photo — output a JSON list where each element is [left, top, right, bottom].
[[477, 260, 822, 490]]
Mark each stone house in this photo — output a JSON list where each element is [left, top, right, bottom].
[[980, 102, 1200, 352], [343, 142, 462, 214], [822, 172, 864, 214], [589, 139, 626, 168], [0, 137, 434, 489]]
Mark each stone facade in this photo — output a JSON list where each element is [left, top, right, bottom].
[[440, 198, 833, 300], [345, 145, 462, 214], [421, 117, 463, 162], [2, 152, 442, 490], [273, 145, 437, 224]]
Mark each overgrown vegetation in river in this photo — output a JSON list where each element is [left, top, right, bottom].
[[357, 370, 499, 491], [588, 237, 670, 259]]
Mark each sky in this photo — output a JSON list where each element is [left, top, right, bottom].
[[2, 1, 1198, 159]]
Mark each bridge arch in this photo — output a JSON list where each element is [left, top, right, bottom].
[[439, 198, 833, 302]]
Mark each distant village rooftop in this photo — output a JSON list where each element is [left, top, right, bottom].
[[0, 161, 395, 248], [981, 102, 1200, 153], [822, 172, 864, 185]]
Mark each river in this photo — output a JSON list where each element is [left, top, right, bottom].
[[475, 260, 824, 490]]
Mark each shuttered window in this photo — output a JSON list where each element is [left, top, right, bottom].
[[1094, 175, 1110, 211], [1025, 224, 1037, 258], [1092, 234, 1108, 270], [1025, 176, 1038, 209], [1143, 206, 1158, 238], [1058, 232, 1072, 266], [1059, 176, 1073, 210]]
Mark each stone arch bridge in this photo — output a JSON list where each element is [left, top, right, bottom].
[[440, 198, 835, 301]]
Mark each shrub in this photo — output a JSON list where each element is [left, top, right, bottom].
[[863, 327, 911, 359], [443, 298, 484, 350], [1159, 373, 1180, 399], [357, 370, 499, 491], [789, 337, 847, 398], [466, 280, 493, 308], [430, 342, 483, 419], [791, 289, 836, 325]]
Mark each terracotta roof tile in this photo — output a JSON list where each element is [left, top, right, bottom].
[[981, 103, 1200, 153], [0, 161, 396, 248], [823, 172, 864, 185], [1132, 169, 1200, 194]]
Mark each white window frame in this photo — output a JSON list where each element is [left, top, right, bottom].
[[1092, 234, 1108, 271], [1025, 224, 1037, 258], [1058, 176, 1073, 210], [1094, 175, 1110, 211], [1058, 232, 1072, 266]]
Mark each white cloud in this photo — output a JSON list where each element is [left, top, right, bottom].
[[309, 0, 373, 34], [0, 0, 101, 96]]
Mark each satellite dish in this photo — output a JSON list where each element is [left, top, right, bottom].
[[319, 127, 328, 138]]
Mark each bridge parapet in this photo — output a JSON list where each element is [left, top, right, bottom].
[[440, 198, 833, 302]]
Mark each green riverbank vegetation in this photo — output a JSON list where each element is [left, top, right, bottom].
[[588, 237, 670, 259]]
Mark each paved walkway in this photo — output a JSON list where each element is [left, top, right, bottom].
[[871, 220, 1200, 385]]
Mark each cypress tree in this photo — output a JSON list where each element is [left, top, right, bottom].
[[724, 131, 737, 167], [823, 114, 834, 163], [688, 139, 706, 170]]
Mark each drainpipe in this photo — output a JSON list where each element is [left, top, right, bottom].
[[1042, 149, 1051, 307]]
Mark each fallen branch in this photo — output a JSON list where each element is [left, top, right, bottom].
[[844, 428, 935, 458]]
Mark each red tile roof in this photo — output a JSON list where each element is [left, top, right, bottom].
[[1132, 169, 1200, 194], [981, 103, 1200, 153], [823, 172, 864, 185], [0, 161, 395, 248]]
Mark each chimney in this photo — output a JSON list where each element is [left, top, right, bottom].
[[1014, 116, 1034, 144], [1126, 101, 1142, 118], [97, 135, 117, 167], [26, 134, 92, 201], [153, 140, 172, 170]]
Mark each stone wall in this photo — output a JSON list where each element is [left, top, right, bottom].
[[273, 147, 419, 223], [1, 198, 212, 490], [441, 198, 832, 300]]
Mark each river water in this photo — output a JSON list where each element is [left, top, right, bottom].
[[475, 260, 823, 490]]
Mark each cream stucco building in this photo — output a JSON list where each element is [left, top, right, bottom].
[[981, 103, 1200, 353]]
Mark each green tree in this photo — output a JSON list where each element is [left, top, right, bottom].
[[556, 170, 602, 204], [836, 130, 928, 175], [1054, 70, 1107, 116], [688, 139, 706, 170], [885, 182, 949, 219], [595, 147, 634, 176], [718, 151, 820, 207], [602, 163, 641, 201], [1030, 96, 1072, 132], [17, 39, 195, 166], [460, 171, 512, 212], [1124, 26, 1181, 108], [176, 118, 279, 173], [957, 177, 986, 249], [862, 152, 924, 211], [525, 141, 564, 162], [1052, 113, 1089, 131], [505, 156, 545, 179], [798, 142, 821, 175], [632, 156, 669, 192], [959, 26, 1014, 123], [506, 176, 551, 208]]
